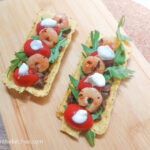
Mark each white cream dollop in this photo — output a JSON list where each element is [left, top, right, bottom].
[[18, 63, 29, 76], [41, 18, 57, 27], [30, 40, 43, 50], [85, 72, 106, 87], [72, 109, 88, 124], [97, 45, 115, 60]]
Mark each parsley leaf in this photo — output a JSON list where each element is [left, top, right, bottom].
[[91, 106, 103, 120], [114, 42, 126, 64], [69, 75, 79, 87], [104, 65, 134, 79], [116, 16, 131, 41], [69, 84, 79, 102], [49, 38, 67, 63], [85, 130, 96, 146], [15, 51, 26, 59], [30, 35, 39, 40]]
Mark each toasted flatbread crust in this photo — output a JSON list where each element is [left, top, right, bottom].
[[57, 35, 131, 139], [2, 10, 76, 97]]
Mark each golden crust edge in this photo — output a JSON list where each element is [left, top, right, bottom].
[[2, 10, 77, 97], [56, 36, 132, 139]]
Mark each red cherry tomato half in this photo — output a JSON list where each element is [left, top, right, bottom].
[[13, 68, 39, 86], [36, 22, 45, 35], [36, 21, 60, 35], [90, 51, 98, 56], [78, 76, 102, 91], [64, 104, 93, 130], [24, 39, 51, 57], [52, 25, 60, 34]]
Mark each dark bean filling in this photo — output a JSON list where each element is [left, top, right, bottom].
[[67, 93, 77, 104]]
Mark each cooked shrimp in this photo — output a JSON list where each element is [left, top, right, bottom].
[[53, 13, 69, 29], [28, 54, 49, 72], [99, 37, 119, 51], [78, 88, 102, 113], [39, 28, 58, 48], [82, 56, 105, 75]]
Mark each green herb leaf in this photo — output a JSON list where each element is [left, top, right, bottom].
[[49, 38, 67, 63], [114, 42, 126, 64], [7, 59, 20, 77], [11, 59, 20, 64], [60, 26, 71, 32], [85, 130, 96, 146], [90, 30, 100, 50], [81, 30, 100, 54], [82, 52, 87, 58], [41, 16, 44, 21], [91, 106, 103, 120], [80, 66, 86, 78], [69, 84, 79, 102], [81, 44, 95, 54], [69, 75, 79, 87], [116, 16, 131, 41], [104, 65, 135, 79], [15, 52, 26, 59], [64, 105, 67, 109], [58, 31, 63, 41], [30, 35, 39, 40]]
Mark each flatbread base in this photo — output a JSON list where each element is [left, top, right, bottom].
[[2, 10, 76, 97], [57, 36, 131, 139]]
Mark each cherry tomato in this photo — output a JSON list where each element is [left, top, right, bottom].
[[52, 25, 60, 34], [13, 68, 39, 86], [90, 51, 114, 65], [64, 104, 93, 130], [36, 22, 60, 35], [24, 39, 51, 57], [36, 22, 45, 34], [78, 76, 102, 91], [90, 51, 98, 56]]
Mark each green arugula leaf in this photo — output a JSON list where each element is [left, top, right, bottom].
[[41, 16, 44, 21], [49, 38, 67, 63], [58, 31, 63, 41], [80, 66, 86, 78], [114, 42, 126, 64], [91, 106, 103, 120], [81, 44, 95, 54], [60, 26, 71, 32], [116, 16, 131, 41], [81, 30, 100, 54], [15, 52, 26, 59], [7, 59, 20, 77], [104, 65, 134, 79], [30, 35, 39, 40], [69, 84, 79, 102], [69, 75, 79, 87], [7, 50, 27, 77], [82, 52, 87, 58], [64, 105, 67, 109], [90, 30, 100, 50], [85, 130, 96, 146]]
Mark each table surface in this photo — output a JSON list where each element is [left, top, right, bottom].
[[0, 0, 150, 149]]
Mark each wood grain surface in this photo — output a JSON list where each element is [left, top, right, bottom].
[[0, 0, 150, 150]]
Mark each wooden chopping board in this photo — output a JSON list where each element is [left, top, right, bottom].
[[0, 0, 150, 149]]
